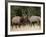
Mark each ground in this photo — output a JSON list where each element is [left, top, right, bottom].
[[10, 24, 41, 31]]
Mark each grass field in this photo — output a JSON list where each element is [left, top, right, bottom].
[[10, 24, 41, 31]]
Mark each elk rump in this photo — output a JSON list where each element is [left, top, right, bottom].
[[11, 16, 22, 28], [28, 16, 41, 26]]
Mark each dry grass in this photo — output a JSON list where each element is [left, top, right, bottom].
[[10, 24, 41, 31]]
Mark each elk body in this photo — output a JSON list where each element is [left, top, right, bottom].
[[11, 16, 28, 28], [11, 16, 22, 28], [28, 16, 41, 26]]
